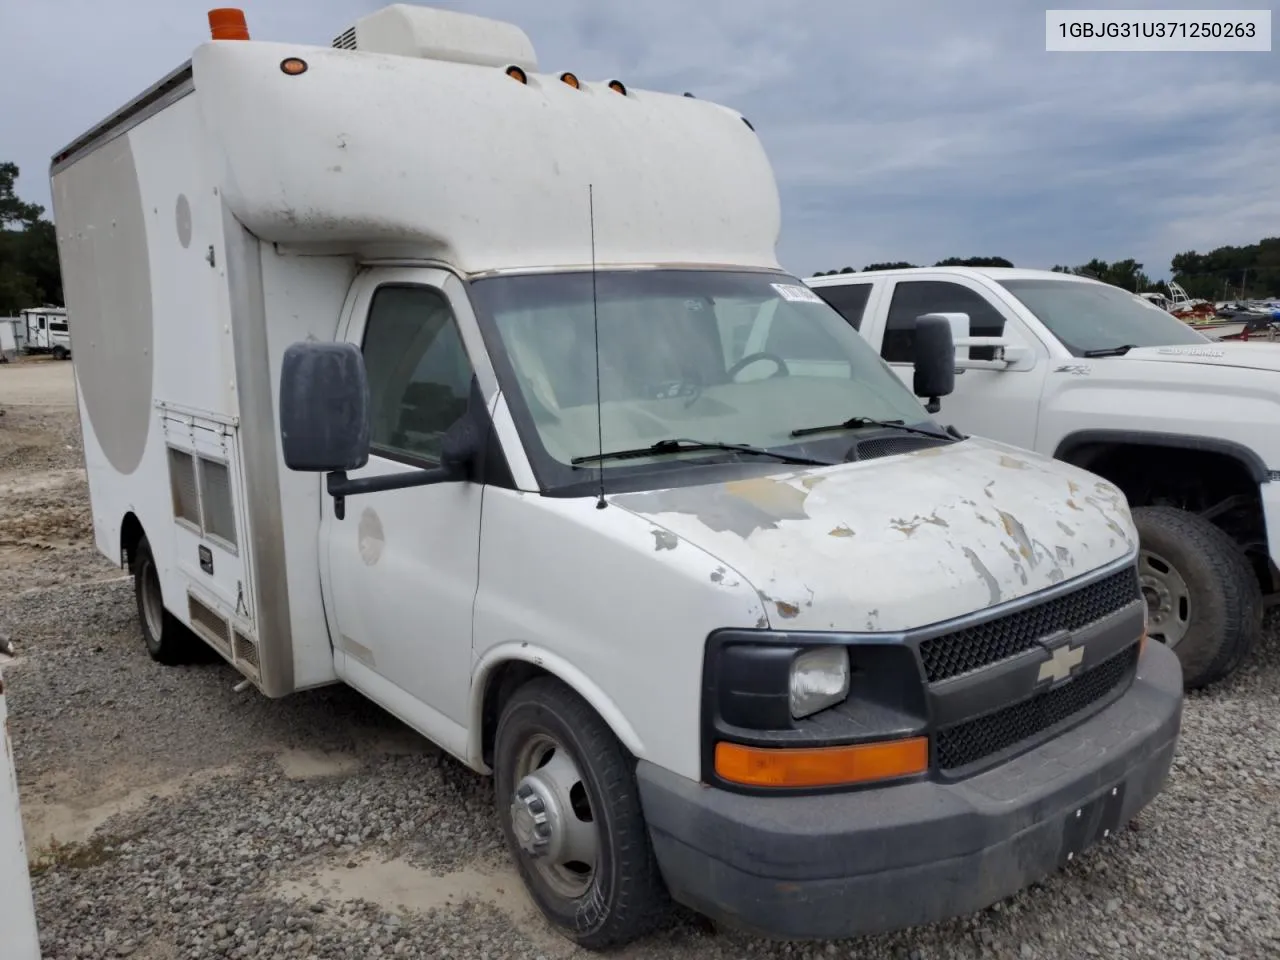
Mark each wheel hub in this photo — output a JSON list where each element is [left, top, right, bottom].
[[510, 775, 563, 861], [1139, 547, 1191, 650]]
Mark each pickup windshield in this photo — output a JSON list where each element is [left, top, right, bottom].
[[996, 278, 1209, 356], [468, 269, 939, 491]]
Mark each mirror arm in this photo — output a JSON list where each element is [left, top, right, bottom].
[[326, 465, 460, 520]]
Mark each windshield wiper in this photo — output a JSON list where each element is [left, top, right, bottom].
[[571, 438, 831, 467], [789, 416, 952, 441], [1082, 344, 1138, 357]]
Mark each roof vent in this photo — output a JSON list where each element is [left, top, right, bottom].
[[329, 4, 537, 71]]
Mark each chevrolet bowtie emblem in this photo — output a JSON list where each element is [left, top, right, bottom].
[[1038, 642, 1085, 684]]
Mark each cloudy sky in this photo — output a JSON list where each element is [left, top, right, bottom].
[[2, 0, 1276, 278]]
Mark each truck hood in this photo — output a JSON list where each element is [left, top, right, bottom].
[[1121, 343, 1280, 373], [610, 438, 1136, 633]]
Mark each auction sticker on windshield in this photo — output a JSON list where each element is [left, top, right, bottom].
[[772, 283, 824, 304]]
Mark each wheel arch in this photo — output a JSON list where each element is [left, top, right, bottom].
[[1052, 429, 1269, 485], [470, 644, 646, 773], [120, 511, 146, 571]]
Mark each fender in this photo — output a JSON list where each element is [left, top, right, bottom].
[[1052, 429, 1270, 485], [469, 642, 647, 773]]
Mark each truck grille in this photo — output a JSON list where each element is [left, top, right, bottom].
[[934, 643, 1140, 773], [918, 566, 1140, 683]]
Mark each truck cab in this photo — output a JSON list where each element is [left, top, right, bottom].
[[50, 6, 1182, 949], [807, 266, 1280, 689]]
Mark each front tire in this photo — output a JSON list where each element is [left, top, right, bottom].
[[52, 345, 68, 361], [494, 677, 671, 949], [1133, 506, 1263, 690], [132, 536, 199, 665]]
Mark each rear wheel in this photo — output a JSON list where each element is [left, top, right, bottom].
[[52, 345, 68, 361], [132, 536, 199, 665], [494, 677, 670, 949], [1133, 506, 1262, 689]]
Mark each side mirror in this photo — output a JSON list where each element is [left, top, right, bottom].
[[913, 315, 956, 414], [279, 342, 371, 472]]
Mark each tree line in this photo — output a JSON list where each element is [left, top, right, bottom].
[[813, 242, 1280, 301], [0, 163, 61, 316]]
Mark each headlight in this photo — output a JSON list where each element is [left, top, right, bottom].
[[790, 646, 850, 719]]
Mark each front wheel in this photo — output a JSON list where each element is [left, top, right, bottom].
[[494, 677, 671, 949], [52, 346, 68, 361], [1133, 505, 1263, 690]]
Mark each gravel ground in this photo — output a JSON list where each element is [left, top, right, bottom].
[[3, 360, 1280, 960]]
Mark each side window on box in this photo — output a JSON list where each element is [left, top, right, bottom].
[[361, 285, 476, 464], [883, 281, 1007, 363]]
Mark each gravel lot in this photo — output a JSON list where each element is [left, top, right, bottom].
[[2, 359, 1279, 960]]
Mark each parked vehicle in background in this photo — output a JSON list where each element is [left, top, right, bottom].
[[20, 306, 71, 360], [49, 5, 1182, 948], [807, 265, 1279, 689]]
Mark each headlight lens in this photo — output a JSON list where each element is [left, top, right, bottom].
[[790, 646, 851, 719]]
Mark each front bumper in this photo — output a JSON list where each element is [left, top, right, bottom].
[[637, 640, 1183, 941]]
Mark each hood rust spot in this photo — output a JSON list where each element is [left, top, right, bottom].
[[615, 476, 811, 538], [998, 510, 1035, 563], [774, 599, 801, 619], [891, 513, 949, 537], [998, 455, 1029, 470], [828, 524, 856, 538]]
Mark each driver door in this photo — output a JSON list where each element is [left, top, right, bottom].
[[319, 268, 484, 754]]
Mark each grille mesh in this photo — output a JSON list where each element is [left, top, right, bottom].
[[850, 436, 948, 462], [198, 456, 238, 548], [935, 644, 1139, 772], [919, 566, 1139, 683]]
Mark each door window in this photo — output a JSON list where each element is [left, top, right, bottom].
[[361, 285, 476, 464], [883, 281, 1007, 363], [812, 282, 873, 330]]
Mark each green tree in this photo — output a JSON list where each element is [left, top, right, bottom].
[[933, 256, 1014, 268], [0, 163, 62, 314]]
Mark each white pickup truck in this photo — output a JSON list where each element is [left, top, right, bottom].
[[807, 266, 1279, 689]]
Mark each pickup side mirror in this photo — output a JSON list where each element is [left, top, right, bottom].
[[912, 315, 956, 413], [280, 342, 371, 472]]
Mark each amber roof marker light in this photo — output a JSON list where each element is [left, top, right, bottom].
[[607, 79, 628, 96], [559, 71, 581, 89], [280, 57, 308, 76], [208, 8, 250, 40], [505, 65, 528, 84]]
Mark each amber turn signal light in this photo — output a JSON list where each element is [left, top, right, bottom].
[[208, 8, 250, 41], [715, 737, 929, 789]]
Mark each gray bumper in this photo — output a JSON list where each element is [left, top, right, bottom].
[[637, 641, 1183, 941]]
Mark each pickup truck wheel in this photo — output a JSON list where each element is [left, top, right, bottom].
[[494, 677, 670, 949], [132, 536, 199, 665], [1133, 506, 1263, 690]]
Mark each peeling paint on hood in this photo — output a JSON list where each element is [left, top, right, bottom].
[[611, 438, 1136, 633]]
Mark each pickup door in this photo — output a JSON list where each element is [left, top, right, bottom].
[[814, 274, 1049, 449]]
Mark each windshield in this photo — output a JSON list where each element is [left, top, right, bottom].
[[996, 278, 1209, 355], [468, 269, 938, 490]]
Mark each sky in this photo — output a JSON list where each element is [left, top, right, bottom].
[[2, 0, 1276, 279]]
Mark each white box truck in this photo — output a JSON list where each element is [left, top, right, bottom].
[[806, 265, 1280, 690], [50, 5, 1182, 947]]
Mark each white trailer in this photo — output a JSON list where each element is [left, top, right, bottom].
[[20, 306, 71, 359], [50, 4, 1182, 948], [0, 318, 18, 361], [0, 667, 42, 960]]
